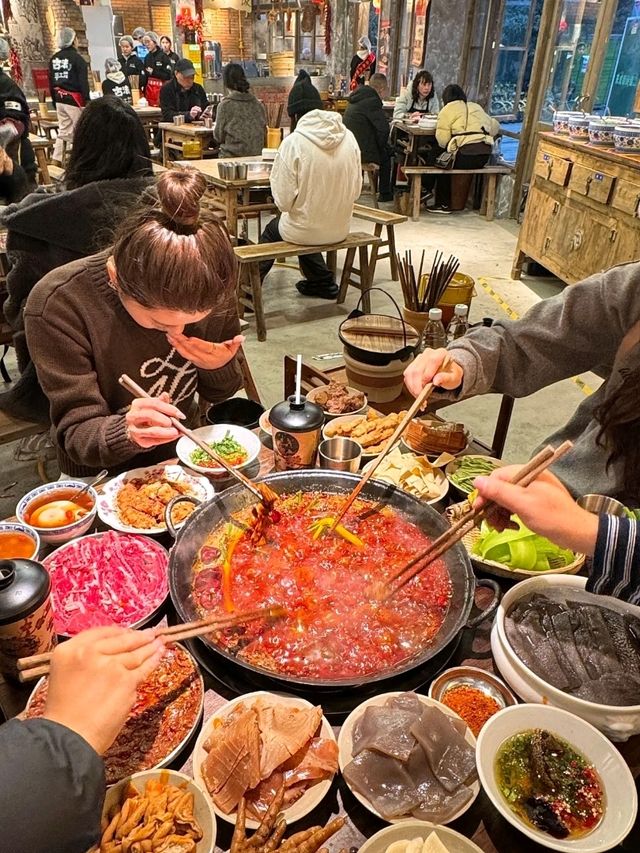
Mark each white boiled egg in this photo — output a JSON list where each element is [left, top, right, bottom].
[[29, 500, 87, 529]]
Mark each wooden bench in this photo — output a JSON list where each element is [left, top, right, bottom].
[[234, 231, 381, 341], [361, 163, 379, 209], [403, 164, 513, 222], [352, 204, 407, 282]]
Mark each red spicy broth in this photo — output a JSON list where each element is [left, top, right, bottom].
[[191, 491, 452, 680]]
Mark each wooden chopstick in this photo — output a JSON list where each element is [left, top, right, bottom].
[[381, 441, 573, 601], [118, 374, 276, 505], [17, 604, 285, 682], [329, 356, 451, 532]]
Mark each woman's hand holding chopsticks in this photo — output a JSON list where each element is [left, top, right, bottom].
[[125, 393, 186, 448], [41, 627, 166, 755], [404, 348, 464, 396]]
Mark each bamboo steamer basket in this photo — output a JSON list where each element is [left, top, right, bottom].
[[269, 52, 295, 77]]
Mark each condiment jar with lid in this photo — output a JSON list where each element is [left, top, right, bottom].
[[269, 395, 324, 470], [0, 559, 57, 680]]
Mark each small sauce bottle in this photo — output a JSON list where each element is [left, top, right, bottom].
[[269, 395, 324, 471], [0, 559, 57, 680]]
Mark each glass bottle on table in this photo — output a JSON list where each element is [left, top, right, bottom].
[[420, 307, 446, 353], [446, 303, 469, 343]]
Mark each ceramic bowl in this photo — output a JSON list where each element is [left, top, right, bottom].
[[588, 120, 616, 146], [568, 115, 592, 138], [553, 111, 584, 134], [476, 704, 637, 852], [97, 463, 214, 535], [361, 454, 449, 506], [176, 423, 261, 477], [306, 384, 368, 420], [0, 521, 40, 559], [16, 481, 98, 545], [338, 691, 479, 824], [492, 574, 640, 740], [613, 123, 640, 152], [192, 690, 336, 829], [445, 454, 504, 497], [358, 821, 484, 853], [101, 769, 216, 852]]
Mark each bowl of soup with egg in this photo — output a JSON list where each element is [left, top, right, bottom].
[[17, 481, 98, 544]]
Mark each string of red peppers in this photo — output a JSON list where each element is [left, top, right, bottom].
[[323, 0, 332, 56]]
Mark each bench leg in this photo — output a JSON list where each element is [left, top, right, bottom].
[[511, 249, 526, 281], [326, 249, 337, 277], [387, 225, 399, 281], [249, 262, 267, 342], [368, 223, 382, 284], [485, 174, 497, 221], [337, 247, 356, 304], [359, 245, 372, 313], [410, 174, 422, 222]]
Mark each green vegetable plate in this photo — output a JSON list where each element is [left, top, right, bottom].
[[445, 454, 505, 496], [446, 502, 585, 579]]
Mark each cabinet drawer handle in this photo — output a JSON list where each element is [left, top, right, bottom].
[[635, 194, 640, 217], [585, 175, 593, 195], [543, 236, 551, 250], [552, 201, 560, 215], [610, 229, 618, 243]]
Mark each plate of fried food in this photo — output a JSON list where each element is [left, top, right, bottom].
[[306, 382, 367, 418], [98, 463, 214, 535], [323, 410, 408, 458], [192, 691, 338, 829], [97, 769, 216, 852]]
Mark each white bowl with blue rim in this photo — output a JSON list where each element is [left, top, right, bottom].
[[614, 123, 640, 152], [0, 521, 40, 559], [16, 481, 98, 545]]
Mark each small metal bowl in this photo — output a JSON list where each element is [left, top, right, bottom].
[[577, 493, 627, 517], [318, 437, 362, 472], [429, 665, 518, 712]]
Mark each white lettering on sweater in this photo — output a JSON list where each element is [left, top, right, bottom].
[[139, 348, 198, 404]]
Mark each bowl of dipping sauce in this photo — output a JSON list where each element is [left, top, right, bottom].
[[0, 522, 40, 560], [17, 481, 98, 545]]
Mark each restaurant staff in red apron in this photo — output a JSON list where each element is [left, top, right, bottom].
[[48, 27, 89, 165], [141, 31, 173, 107]]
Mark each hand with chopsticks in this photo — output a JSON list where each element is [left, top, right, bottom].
[[41, 626, 165, 755], [474, 465, 599, 556], [404, 347, 463, 396], [125, 392, 186, 448]]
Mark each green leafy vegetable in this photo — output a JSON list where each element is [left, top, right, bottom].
[[471, 516, 575, 571]]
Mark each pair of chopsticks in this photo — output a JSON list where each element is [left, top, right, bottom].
[[16, 604, 285, 682], [119, 374, 277, 506], [380, 440, 573, 601], [329, 356, 451, 532]]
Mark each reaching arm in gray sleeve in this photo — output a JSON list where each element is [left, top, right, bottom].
[[447, 263, 638, 400], [0, 718, 105, 853]]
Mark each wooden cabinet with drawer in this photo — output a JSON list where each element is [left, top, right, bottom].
[[513, 133, 640, 283]]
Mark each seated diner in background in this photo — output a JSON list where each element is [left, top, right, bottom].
[[343, 73, 393, 202], [159, 58, 208, 124], [350, 36, 376, 91], [403, 260, 640, 505], [258, 70, 362, 300], [393, 69, 439, 120], [0, 626, 166, 853], [24, 169, 244, 477], [475, 465, 640, 605], [0, 39, 37, 203], [118, 35, 144, 79], [214, 62, 266, 158], [140, 30, 172, 106], [0, 96, 154, 426], [101, 57, 133, 104], [428, 83, 500, 214]]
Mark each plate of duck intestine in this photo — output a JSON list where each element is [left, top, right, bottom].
[[192, 691, 338, 828]]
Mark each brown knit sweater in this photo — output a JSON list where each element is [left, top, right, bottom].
[[24, 250, 242, 477]]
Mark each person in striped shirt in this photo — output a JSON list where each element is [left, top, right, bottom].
[[474, 467, 639, 605]]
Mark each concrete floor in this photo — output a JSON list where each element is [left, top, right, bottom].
[[0, 205, 601, 518]]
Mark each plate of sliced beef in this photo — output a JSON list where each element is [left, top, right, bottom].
[[192, 691, 338, 828]]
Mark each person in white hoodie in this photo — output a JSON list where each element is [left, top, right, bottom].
[[259, 71, 362, 299]]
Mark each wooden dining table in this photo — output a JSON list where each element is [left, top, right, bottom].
[[176, 155, 278, 237], [393, 119, 437, 161], [160, 121, 218, 167], [0, 375, 638, 851]]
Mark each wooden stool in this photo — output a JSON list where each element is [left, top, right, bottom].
[[234, 232, 381, 341], [361, 163, 380, 209], [352, 204, 407, 282]]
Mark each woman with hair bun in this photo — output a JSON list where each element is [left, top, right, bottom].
[[24, 169, 244, 477], [214, 62, 266, 158]]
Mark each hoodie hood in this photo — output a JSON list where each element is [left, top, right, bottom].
[[106, 70, 126, 85], [294, 110, 347, 150], [348, 85, 382, 107]]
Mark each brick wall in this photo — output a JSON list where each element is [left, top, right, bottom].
[[36, 0, 89, 65], [203, 9, 254, 61], [111, 0, 153, 35]]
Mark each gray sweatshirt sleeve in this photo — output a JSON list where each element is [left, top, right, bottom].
[[447, 263, 636, 400]]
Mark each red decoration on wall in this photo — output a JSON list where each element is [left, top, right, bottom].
[[10, 46, 22, 85], [323, 0, 332, 56], [176, 6, 204, 44]]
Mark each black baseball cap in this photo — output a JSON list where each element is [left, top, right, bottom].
[[175, 59, 196, 76]]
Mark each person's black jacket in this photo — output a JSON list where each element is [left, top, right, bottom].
[[120, 53, 144, 79], [49, 47, 90, 106], [141, 48, 173, 91], [0, 70, 37, 201], [350, 54, 376, 86], [160, 77, 208, 122], [102, 77, 133, 104], [0, 176, 154, 422], [343, 85, 390, 164], [164, 50, 180, 69], [0, 718, 105, 853]]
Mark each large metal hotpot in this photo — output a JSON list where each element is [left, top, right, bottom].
[[167, 470, 499, 690]]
